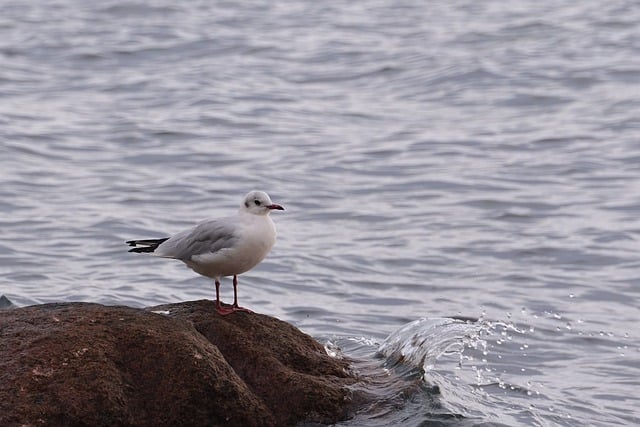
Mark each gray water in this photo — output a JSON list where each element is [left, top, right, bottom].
[[1, 0, 639, 425]]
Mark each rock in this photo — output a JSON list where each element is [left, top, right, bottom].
[[0, 301, 357, 426], [0, 295, 15, 310]]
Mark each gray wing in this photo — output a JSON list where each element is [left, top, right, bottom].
[[154, 218, 240, 260]]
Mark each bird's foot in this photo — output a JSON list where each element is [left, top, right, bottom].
[[215, 305, 236, 316], [215, 302, 253, 316], [231, 304, 253, 314]]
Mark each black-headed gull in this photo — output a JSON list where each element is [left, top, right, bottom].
[[126, 190, 284, 315]]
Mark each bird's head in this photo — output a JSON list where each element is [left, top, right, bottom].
[[241, 191, 284, 215]]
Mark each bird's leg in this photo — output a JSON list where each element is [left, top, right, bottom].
[[215, 277, 222, 308], [232, 274, 239, 307], [214, 277, 234, 316], [214, 277, 222, 311], [231, 274, 253, 313]]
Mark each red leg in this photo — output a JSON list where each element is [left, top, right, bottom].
[[232, 275, 239, 307], [214, 277, 234, 316], [231, 274, 252, 313]]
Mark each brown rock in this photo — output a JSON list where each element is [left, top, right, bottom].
[[0, 301, 357, 427]]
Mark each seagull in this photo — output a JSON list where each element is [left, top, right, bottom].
[[126, 190, 284, 315]]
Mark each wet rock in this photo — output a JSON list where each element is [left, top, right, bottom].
[[0, 301, 357, 426], [0, 295, 15, 310]]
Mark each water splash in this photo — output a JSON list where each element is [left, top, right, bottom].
[[371, 316, 530, 426], [377, 317, 489, 375]]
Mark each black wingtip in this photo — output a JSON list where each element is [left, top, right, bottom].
[[128, 246, 158, 253], [126, 237, 170, 253]]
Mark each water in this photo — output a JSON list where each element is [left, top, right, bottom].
[[1, 0, 639, 425]]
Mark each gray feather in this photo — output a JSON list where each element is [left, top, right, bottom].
[[155, 218, 239, 260]]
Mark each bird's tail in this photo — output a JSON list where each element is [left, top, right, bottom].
[[126, 238, 169, 253]]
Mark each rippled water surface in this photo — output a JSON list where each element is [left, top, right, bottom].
[[2, 1, 639, 425]]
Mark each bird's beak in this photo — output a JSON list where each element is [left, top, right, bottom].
[[267, 204, 284, 211]]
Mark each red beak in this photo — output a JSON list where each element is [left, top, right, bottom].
[[267, 204, 284, 211]]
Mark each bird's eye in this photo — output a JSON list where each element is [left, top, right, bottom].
[[254, 199, 261, 206]]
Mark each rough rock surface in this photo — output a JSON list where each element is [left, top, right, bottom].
[[0, 300, 357, 426]]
